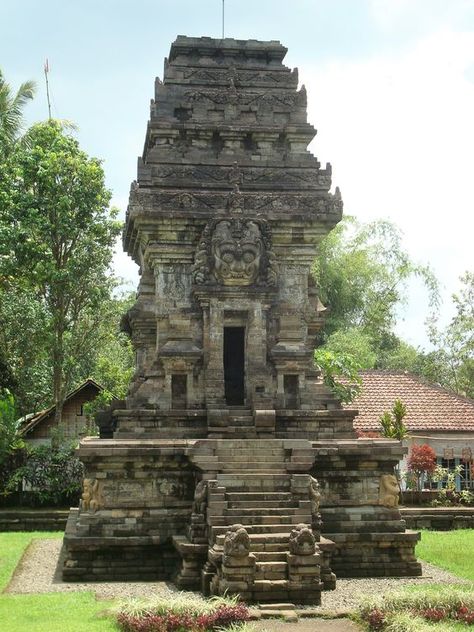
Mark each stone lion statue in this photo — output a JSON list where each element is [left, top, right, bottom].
[[223, 524, 250, 558], [289, 523, 316, 556], [379, 474, 399, 508]]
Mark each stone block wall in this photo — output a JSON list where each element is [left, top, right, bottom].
[[312, 439, 422, 577]]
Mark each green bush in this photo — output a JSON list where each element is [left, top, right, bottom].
[[358, 586, 474, 631], [113, 594, 252, 632], [6, 442, 84, 506]]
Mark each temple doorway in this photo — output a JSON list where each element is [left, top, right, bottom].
[[284, 374, 299, 409], [224, 327, 245, 405], [171, 374, 187, 409]]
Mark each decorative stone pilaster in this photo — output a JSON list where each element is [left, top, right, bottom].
[[287, 523, 322, 605], [217, 525, 256, 600]]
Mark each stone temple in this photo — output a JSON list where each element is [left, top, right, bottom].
[[63, 36, 421, 604]]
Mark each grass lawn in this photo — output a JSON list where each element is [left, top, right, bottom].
[[0, 532, 117, 632], [416, 529, 474, 582]]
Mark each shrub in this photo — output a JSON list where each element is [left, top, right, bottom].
[[359, 586, 474, 631], [114, 595, 250, 632], [6, 442, 84, 506], [117, 604, 250, 632], [366, 608, 385, 630], [407, 444, 436, 491]]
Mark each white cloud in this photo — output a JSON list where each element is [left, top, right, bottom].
[[301, 28, 474, 347], [369, 0, 472, 31]]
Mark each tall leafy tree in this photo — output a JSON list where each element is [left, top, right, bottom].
[[313, 216, 439, 347], [0, 69, 35, 154], [312, 216, 440, 400], [427, 272, 474, 398], [0, 120, 122, 423]]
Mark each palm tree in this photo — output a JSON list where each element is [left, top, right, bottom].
[[0, 69, 36, 152]]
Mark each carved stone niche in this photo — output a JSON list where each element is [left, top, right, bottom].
[[193, 217, 278, 287]]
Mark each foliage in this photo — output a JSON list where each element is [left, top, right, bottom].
[[5, 443, 84, 506], [379, 399, 409, 440], [114, 594, 241, 619], [314, 347, 362, 403], [81, 290, 135, 417], [427, 271, 474, 398], [432, 463, 463, 492], [0, 285, 52, 415], [0, 120, 122, 423], [115, 594, 250, 632], [0, 68, 35, 154], [359, 585, 474, 631], [407, 444, 436, 491], [313, 216, 439, 354], [0, 389, 24, 466], [117, 605, 250, 632], [429, 463, 464, 506], [318, 327, 377, 369]]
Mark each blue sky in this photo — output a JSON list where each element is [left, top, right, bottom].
[[1, 0, 473, 348]]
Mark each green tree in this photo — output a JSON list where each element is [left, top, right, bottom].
[[0, 120, 122, 424], [0, 284, 51, 414], [313, 216, 439, 347], [314, 347, 362, 403], [0, 69, 35, 154], [428, 272, 474, 398], [81, 291, 135, 417], [312, 216, 440, 388], [0, 390, 22, 466]]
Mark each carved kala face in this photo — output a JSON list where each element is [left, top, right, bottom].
[[212, 220, 262, 286]]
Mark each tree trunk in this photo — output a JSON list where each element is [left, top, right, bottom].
[[52, 322, 65, 442]]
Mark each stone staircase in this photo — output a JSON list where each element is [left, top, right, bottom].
[[173, 439, 335, 604]]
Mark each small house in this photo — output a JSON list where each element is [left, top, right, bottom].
[[349, 370, 474, 491], [20, 379, 103, 445]]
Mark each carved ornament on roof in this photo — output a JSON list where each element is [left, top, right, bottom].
[[183, 88, 305, 109]]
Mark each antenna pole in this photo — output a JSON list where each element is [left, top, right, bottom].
[[222, 0, 225, 39], [44, 59, 52, 120]]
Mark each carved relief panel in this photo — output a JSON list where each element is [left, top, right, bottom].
[[193, 218, 278, 287]]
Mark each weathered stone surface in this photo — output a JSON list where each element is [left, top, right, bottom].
[[63, 35, 421, 601]]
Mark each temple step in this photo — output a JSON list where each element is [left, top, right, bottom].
[[210, 515, 305, 526], [227, 500, 296, 509], [223, 507, 302, 517], [212, 524, 294, 537], [253, 551, 288, 562], [225, 492, 293, 502], [216, 462, 286, 471], [216, 474, 291, 486], [255, 561, 288, 580]]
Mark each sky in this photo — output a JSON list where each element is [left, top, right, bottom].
[[1, 0, 473, 349]]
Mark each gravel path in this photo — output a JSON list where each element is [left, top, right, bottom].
[[5, 538, 470, 610]]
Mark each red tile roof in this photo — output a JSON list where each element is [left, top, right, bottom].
[[347, 370, 474, 433]]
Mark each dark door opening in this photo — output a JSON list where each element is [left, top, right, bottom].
[[171, 374, 187, 409], [284, 374, 299, 409], [224, 327, 245, 406]]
